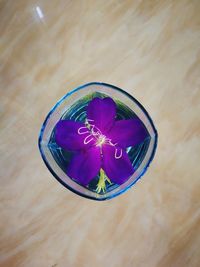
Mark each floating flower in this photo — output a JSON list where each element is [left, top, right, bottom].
[[55, 97, 148, 191]]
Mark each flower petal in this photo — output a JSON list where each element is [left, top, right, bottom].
[[87, 97, 116, 133], [67, 146, 101, 186], [107, 118, 148, 148], [55, 120, 95, 151], [102, 145, 134, 184]]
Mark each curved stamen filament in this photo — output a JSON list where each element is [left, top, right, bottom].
[[83, 134, 94, 144], [107, 140, 117, 146], [78, 126, 90, 135], [114, 148, 123, 159], [86, 118, 94, 124]]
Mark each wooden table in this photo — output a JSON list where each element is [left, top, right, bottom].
[[0, 1, 200, 266]]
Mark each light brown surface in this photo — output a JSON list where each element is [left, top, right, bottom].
[[0, 1, 200, 266]]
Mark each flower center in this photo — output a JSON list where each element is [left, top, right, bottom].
[[77, 119, 123, 159], [96, 135, 106, 147]]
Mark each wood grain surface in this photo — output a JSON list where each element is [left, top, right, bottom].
[[0, 1, 200, 266]]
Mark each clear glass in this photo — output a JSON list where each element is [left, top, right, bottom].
[[38, 82, 158, 200]]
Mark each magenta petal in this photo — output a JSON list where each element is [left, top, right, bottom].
[[55, 120, 95, 151], [107, 118, 148, 148], [67, 147, 101, 186], [102, 145, 134, 185], [87, 97, 116, 133]]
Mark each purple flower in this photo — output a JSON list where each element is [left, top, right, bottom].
[[55, 97, 148, 187]]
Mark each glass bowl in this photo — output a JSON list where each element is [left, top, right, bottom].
[[38, 82, 158, 200]]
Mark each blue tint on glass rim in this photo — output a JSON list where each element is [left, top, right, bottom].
[[38, 82, 158, 201]]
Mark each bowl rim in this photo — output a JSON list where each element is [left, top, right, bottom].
[[38, 82, 158, 201]]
